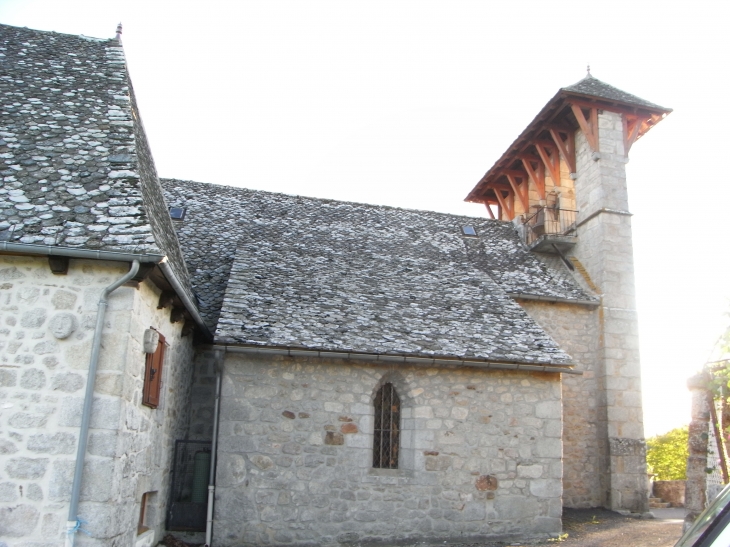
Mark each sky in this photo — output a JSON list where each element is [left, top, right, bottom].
[[2, 0, 729, 437]]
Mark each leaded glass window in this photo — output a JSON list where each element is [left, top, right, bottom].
[[373, 383, 400, 469]]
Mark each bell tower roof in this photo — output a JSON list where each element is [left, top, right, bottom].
[[465, 75, 672, 209], [561, 74, 670, 112]]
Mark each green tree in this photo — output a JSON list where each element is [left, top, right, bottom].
[[646, 426, 689, 481]]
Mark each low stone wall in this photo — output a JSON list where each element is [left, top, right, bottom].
[[214, 352, 564, 546], [653, 481, 685, 507]]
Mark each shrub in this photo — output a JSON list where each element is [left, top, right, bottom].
[[646, 426, 689, 481]]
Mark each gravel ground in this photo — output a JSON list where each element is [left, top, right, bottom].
[[546, 507, 685, 547], [378, 508, 686, 547], [163, 508, 687, 547]]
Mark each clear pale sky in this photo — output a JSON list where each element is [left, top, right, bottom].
[[2, 0, 729, 437]]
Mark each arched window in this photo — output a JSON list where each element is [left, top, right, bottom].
[[373, 383, 400, 469]]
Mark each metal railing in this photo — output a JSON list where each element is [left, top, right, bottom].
[[523, 207, 578, 247]]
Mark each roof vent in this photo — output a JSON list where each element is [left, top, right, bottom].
[[169, 207, 186, 220], [461, 225, 477, 237]]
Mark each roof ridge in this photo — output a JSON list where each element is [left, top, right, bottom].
[[0, 22, 115, 43], [161, 177, 502, 224]]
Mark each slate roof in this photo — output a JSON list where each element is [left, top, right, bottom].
[[0, 22, 592, 364], [163, 179, 595, 364], [0, 24, 194, 304], [562, 74, 671, 113]]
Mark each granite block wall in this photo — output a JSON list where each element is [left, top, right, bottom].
[[187, 347, 221, 441], [213, 352, 563, 547], [0, 255, 194, 547], [518, 300, 604, 508], [570, 111, 648, 513]]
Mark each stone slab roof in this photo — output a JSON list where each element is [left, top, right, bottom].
[[562, 74, 671, 112], [462, 221, 595, 302], [163, 179, 594, 364], [0, 24, 194, 304]]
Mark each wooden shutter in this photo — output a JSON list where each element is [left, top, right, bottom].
[[142, 332, 165, 408]]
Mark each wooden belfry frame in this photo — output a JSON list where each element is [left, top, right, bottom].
[[466, 80, 671, 221], [478, 130, 571, 221]]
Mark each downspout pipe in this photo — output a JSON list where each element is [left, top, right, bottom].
[[65, 260, 140, 547], [205, 355, 223, 547]]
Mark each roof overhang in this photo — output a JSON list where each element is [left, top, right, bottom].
[[0, 242, 213, 341], [465, 86, 672, 205]]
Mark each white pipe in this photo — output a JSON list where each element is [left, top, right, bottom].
[[0, 242, 212, 340], [157, 257, 212, 339], [205, 360, 223, 546], [507, 292, 600, 307], [0, 241, 163, 263], [66, 260, 140, 547], [211, 344, 581, 375]]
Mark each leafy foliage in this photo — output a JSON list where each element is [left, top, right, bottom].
[[646, 426, 689, 481]]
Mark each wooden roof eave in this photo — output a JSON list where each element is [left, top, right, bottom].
[[466, 90, 566, 203], [465, 89, 672, 204]]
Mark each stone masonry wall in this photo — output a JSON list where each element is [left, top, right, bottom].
[[517, 300, 604, 508], [0, 255, 194, 547], [571, 111, 648, 513], [214, 353, 563, 547], [187, 347, 220, 441]]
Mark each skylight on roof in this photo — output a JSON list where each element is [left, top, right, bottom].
[[169, 207, 186, 220], [461, 225, 477, 237]]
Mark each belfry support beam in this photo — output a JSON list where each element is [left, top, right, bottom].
[[492, 187, 514, 221], [622, 115, 643, 155], [521, 156, 546, 201], [505, 172, 529, 211], [535, 143, 562, 187], [549, 128, 576, 174], [571, 103, 599, 153]]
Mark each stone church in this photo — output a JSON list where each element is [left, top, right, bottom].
[[0, 23, 670, 547]]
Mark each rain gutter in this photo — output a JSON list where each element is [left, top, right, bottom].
[[0, 242, 211, 339], [212, 344, 581, 375], [508, 293, 600, 308]]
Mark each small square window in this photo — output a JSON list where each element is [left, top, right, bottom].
[[138, 491, 157, 535], [461, 225, 477, 237], [169, 207, 186, 220]]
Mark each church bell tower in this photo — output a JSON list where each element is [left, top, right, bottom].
[[466, 72, 671, 513]]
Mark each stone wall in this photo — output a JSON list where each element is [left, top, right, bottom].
[[570, 111, 648, 513], [517, 110, 650, 513], [517, 300, 604, 508], [0, 255, 194, 546], [214, 352, 563, 546], [652, 481, 685, 508], [187, 347, 221, 441]]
